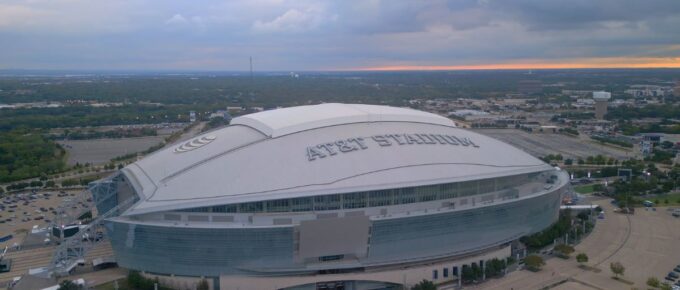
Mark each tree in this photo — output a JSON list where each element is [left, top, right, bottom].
[[524, 255, 544, 271], [197, 279, 210, 290], [554, 244, 574, 258], [576, 253, 588, 264], [57, 280, 81, 290], [484, 258, 507, 278], [610, 262, 625, 278], [660, 282, 672, 290], [470, 263, 482, 280], [411, 279, 437, 290], [647, 277, 660, 288], [461, 265, 474, 282]]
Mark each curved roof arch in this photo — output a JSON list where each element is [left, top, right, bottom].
[[231, 103, 456, 137]]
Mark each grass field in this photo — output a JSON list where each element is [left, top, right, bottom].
[[574, 184, 598, 194], [642, 193, 680, 206], [93, 279, 129, 290]]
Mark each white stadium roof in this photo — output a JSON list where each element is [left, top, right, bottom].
[[231, 103, 455, 138], [121, 103, 552, 216]]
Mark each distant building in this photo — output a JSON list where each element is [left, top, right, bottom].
[[189, 111, 196, 122], [592, 91, 611, 120], [518, 80, 543, 94], [639, 133, 664, 145], [641, 141, 653, 156], [449, 109, 489, 119], [674, 81, 680, 96], [625, 85, 672, 98], [227, 106, 244, 113], [209, 110, 232, 122], [561, 90, 591, 97], [573, 98, 594, 109]]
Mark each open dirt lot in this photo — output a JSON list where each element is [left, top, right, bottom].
[[470, 198, 680, 290], [58, 136, 166, 166], [473, 129, 634, 160]]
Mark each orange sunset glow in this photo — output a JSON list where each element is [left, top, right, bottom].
[[359, 57, 680, 71]]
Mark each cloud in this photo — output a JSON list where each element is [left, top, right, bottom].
[[0, 0, 678, 70], [252, 6, 335, 33], [0, 4, 49, 29], [165, 14, 188, 25]]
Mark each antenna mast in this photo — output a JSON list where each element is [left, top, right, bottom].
[[249, 56, 253, 79]]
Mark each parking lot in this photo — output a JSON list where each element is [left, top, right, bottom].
[[58, 136, 166, 166], [474, 129, 634, 160], [0, 190, 85, 249], [0, 189, 102, 284]]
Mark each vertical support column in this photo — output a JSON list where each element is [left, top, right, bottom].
[[458, 264, 462, 287], [481, 260, 486, 281]]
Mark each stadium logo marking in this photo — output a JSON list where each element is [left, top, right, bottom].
[[307, 133, 479, 161]]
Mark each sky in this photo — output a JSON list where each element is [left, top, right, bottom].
[[1, 0, 680, 71]]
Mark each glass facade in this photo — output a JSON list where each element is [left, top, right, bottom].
[[104, 172, 565, 277], [366, 186, 562, 265], [180, 172, 540, 214], [107, 222, 294, 276]]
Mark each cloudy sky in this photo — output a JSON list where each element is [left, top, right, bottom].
[[1, 0, 680, 71]]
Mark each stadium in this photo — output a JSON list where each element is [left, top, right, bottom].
[[91, 103, 570, 290]]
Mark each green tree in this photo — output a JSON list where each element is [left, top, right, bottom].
[[411, 279, 436, 290], [524, 255, 544, 271], [647, 277, 660, 288], [57, 280, 81, 290], [610, 262, 625, 278], [660, 282, 672, 290], [197, 279, 210, 290], [576, 253, 588, 264], [484, 258, 507, 278], [554, 244, 575, 258], [461, 265, 474, 282]]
